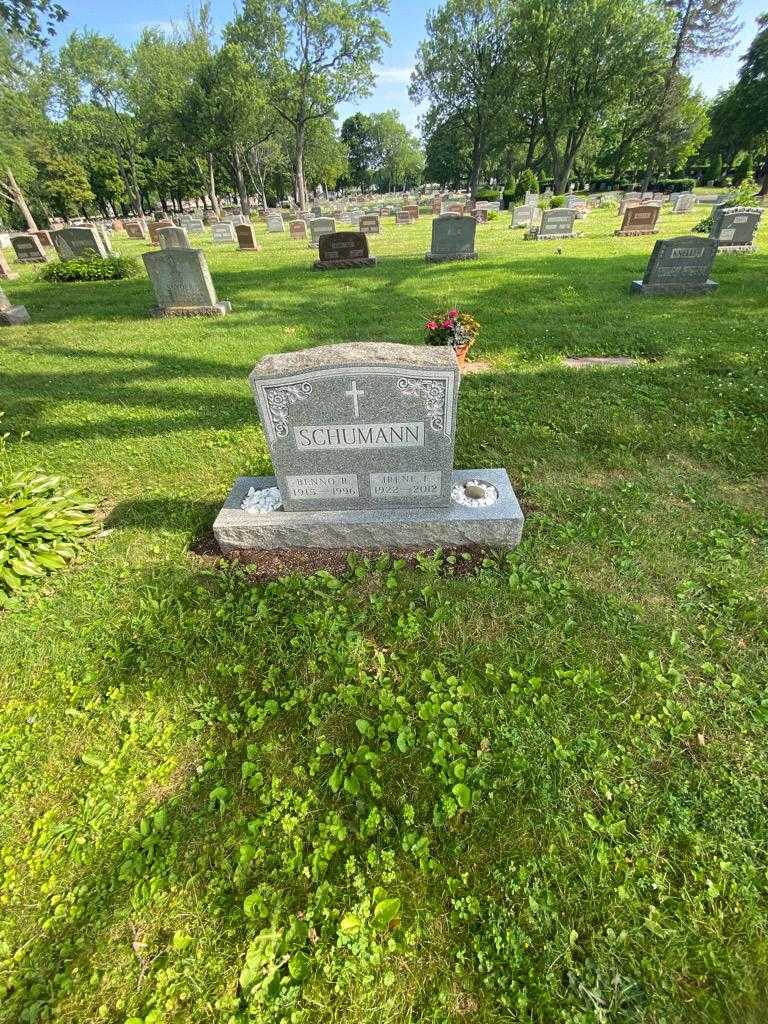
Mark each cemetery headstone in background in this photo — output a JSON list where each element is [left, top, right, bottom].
[[524, 191, 539, 206], [236, 224, 262, 252], [213, 342, 524, 552], [525, 208, 579, 240], [0, 285, 30, 325], [187, 218, 204, 234], [710, 207, 762, 252], [142, 248, 231, 316], [309, 217, 336, 248], [0, 251, 19, 280], [631, 236, 718, 296], [51, 226, 109, 260], [511, 205, 541, 229], [158, 226, 191, 250], [212, 222, 237, 243], [403, 205, 419, 220], [148, 219, 173, 245], [671, 192, 696, 213], [396, 210, 413, 226], [313, 231, 376, 270], [267, 212, 285, 232], [426, 215, 477, 262], [125, 220, 149, 240], [11, 234, 48, 263], [473, 208, 488, 223], [615, 204, 660, 236], [289, 220, 308, 240], [358, 214, 380, 235]]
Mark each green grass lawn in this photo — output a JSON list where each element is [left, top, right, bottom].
[[1, 207, 767, 1024]]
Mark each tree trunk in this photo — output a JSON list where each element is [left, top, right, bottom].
[[207, 152, 221, 217], [5, 168, 37, 230], [469, 130, 484, 197], [524, 124, 538, 170], [232, 148, 250, 216], [127, 151, 143, 215], [294, 122, 307, 210], [642, 0, 694, 190]]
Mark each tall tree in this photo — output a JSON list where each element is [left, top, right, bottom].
[[340, 113, 377, 187], [641, 0, 740, 187], [53, 31, 144, 212], [410, 0, 514, 196], [227, 0, 390, 209], [518, 0, 672, 193], [707, 14, 768, 193], [177, 43, 274, 215]]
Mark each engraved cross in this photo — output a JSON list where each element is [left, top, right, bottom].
[[345, 380, 364, 418]]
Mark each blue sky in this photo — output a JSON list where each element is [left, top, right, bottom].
[[55, 0, 766, 134]]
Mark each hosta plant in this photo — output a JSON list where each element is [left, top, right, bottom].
[[0, 436, 98, 600]]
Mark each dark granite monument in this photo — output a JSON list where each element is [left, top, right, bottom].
[[630, 236, 718, 296], [710, 206, 762, 253], [313, 231, 376, 270], [425, 214, 477, 262]]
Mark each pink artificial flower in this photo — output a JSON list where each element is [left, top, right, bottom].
[[441, 319, 452, 329], [448, 308, 459, 317], [426, 320, 437, 330]]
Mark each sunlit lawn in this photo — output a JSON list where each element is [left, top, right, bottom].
[[0, 206, 767, 1023]]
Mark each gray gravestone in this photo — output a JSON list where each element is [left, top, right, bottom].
[[236, 224, 261, 251], [0, 285, 30, 325], [526, 208, 578, 240], [309, 217, 336, 247], [615, 204, 660, 236], [631, 236, 718, 296], [396, 210, 413, 225], [358, 214, 380, 235], [149, 219, 173, 245], [212, 222, 237, 243], [125, 220, 148, 240], [158, 226, 191, 250], [524, 191, 539, 206], [671, 192, 695, 213], [11, 234, 48, 263], [426, 215, 477, 262], [51, 226, 109, 260], [511, 205, 540, 229], [289, 220, 308, 240], [266, 212, 285, 232], [710, 206, 762, 252], [213, 343, 524, 551], [0, 251, 19, 280], [142, 248, 230, 316], [247, 343, 459, 511], [313, 231, 376, 270], [187, 218, 204, 234]]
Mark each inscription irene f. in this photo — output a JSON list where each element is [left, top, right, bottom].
[[294, 422, 425, 450], [370, 471, 441, 497]]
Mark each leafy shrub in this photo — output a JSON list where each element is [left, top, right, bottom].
[[513, 168, 539, 202], [474, 186, 500, 202], [693, 174, 760, 233], [0, 414, 98, 600], [652, 177, 696, 193], [486, 210, 499, 220], [548, 194, 566, 208], [40, 253, 141, 283], [732, 153, 753, 185]]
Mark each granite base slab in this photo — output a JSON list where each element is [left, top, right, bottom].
[[150, 301, 231, 317], [524, 231, 580, 241], [716, 244, 756, 253], [0, 304, 30, 325], [630, 280, 717, 296], [425, 251, 478, 262], [213, 468, 524, 552], [615, 229, 658, 236], [312, 257, 377, 270]]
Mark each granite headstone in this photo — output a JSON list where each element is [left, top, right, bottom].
[[11, 234, 48, 263], [425, 214, 477, 262], [142, 248, 231, 316], [313, 231, 376, 270], [630, 236, 718, 296], [710, 206, 762, 252], [615, 204, 660, 236]]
